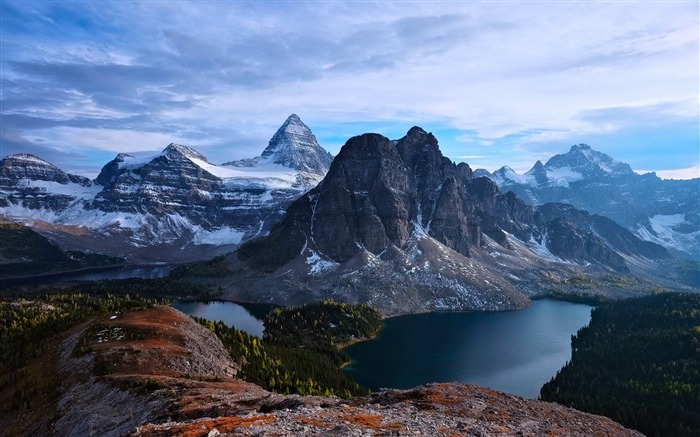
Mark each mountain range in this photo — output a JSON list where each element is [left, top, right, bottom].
[[478, 144, 699, 259], [0, 114, 332, 262], [226, 127, 686, 315], [1, 117, 697, 310]]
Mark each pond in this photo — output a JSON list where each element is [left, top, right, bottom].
[[171, 300, 275, 338], [343, 299, 592, 399]]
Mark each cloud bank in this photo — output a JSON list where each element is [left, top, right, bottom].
[[1, 1, 697, 178]]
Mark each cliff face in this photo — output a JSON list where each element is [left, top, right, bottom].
[[235, 127, 672, 315], [25, 306, 643, 437]]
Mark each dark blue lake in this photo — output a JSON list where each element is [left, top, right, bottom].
[[343, 299, 592, 399]]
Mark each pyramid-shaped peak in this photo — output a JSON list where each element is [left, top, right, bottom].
[[266, 114, 312, 142], [259, 115, 333, 175], [526, 160, 546, 175]]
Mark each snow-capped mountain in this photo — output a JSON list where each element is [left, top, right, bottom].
[[229, 129, 678, 316], [483, 144, 699, 259], [0, 115, 333, 262], [224, 113, 333, 186]]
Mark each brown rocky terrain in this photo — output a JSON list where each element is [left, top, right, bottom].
[[18, 305, 645, 437]]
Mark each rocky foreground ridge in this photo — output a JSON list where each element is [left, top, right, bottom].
[[18, 306, 643, 437]]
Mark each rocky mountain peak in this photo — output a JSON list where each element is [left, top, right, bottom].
[[570, 143, 592, 152], [258, 114, 333, 175], [0, 153, 88, 185], [545, 144, 634, 177]]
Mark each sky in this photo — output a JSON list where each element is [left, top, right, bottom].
[[1, 1, 698, 179]]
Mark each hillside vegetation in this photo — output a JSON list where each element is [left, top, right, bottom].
[[196, 299, 383, 398], [540, 292, 700, 437], [0, 221, 122, 277]]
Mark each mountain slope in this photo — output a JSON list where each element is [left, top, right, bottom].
[[0, 115, 333, 262], [0, 219, 122, 277], [234, 128, 674, 315], [485, 144, 699, 259]]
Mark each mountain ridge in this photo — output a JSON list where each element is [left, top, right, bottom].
[[483, 144, 699, 259], [0, 115, 333, 262]]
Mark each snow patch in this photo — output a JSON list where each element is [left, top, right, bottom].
[[492, 166, 537, 187], [636, 214, 699, 253], [545, 167, 583, 187], [306, 250, 339, 275], [193, 226, 244, 245]]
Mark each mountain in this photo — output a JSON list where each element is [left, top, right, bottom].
[[230, 128, 677, 316], [485, 144, 699, 259], [0, 115, 333, 262], [223, 113, 333, 186]]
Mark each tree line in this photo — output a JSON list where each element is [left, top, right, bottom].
[[195, 299, 383, 398], [540, 292, 700, 437]]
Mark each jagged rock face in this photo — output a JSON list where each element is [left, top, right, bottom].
[[484, 144, 699, 259], [0, 153, 95, 212], [1, 154, 89, 186], [94, 144, 223, 216], [241, 128, 485, 267], [237, 128, 673, 313]]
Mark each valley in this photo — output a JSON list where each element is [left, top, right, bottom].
[[0, 278, 650, 436], [1, 109, 697, 437]]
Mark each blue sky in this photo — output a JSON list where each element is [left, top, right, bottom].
[[1, 1, 698, 179]]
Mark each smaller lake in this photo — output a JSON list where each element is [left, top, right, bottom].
[[0, 265, 174, 287], [344, 299, 591, 399], [172, 300, 270, 338]]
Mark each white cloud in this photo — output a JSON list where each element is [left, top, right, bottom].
[[1, 0, 697, 176], [31, 127, 175, 154]]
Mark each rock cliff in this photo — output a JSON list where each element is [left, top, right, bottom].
[[235, 128, 673, 315]]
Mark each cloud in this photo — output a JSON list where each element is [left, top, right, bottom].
[[0, 0, 697, 177]]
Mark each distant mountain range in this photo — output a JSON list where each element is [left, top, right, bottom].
[[0, 114, 332, 262], [475, 144, 699, 259]]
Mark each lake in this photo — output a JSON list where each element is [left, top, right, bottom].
[[0, 265, 175, 287], [343, 299, 592, 399], [171, 300, 272, 338]]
